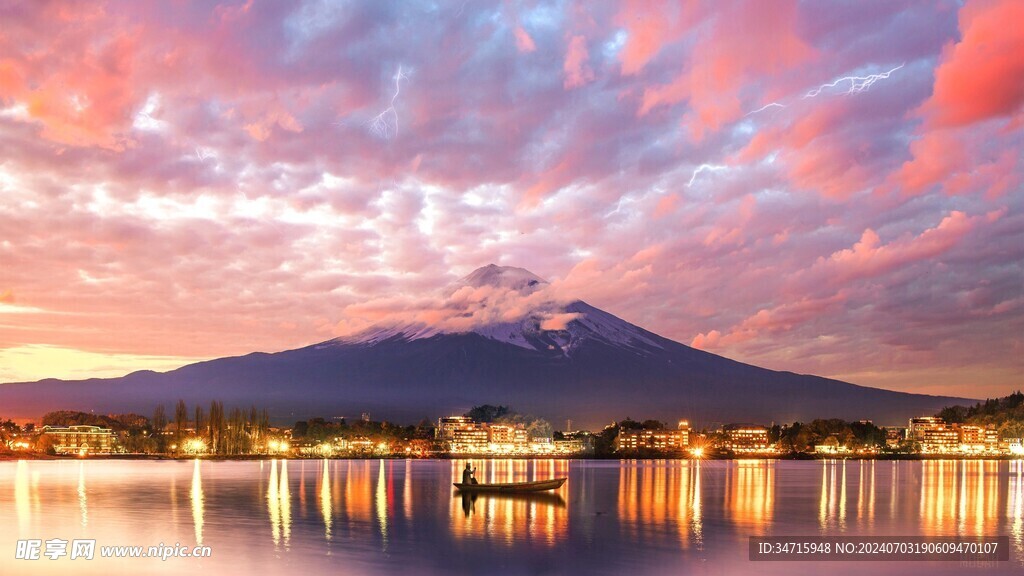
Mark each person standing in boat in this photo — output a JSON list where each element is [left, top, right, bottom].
[[462, 462, 477, 484]]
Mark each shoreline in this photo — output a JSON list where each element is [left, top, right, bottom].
[[2, 452, 1021, 462]]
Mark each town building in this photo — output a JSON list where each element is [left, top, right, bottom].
[[487, 424, 529, 444], [908, 417, 965, 453], [451, 426, 490, 453], [1003, 438, 1024, 456], [908, 417, 945, 441], [40, 425, 115, 455], [958, 425, 999, 453], [884, 427, 906, 449], [920, 426, 958, 453], [724, 424, 770, 452], [553, 436, 594, 455], [436, 416, 476, 440], [616, 421, 691, 453]]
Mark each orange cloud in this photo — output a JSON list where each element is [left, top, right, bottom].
[[920, 0, 1024, 128], [18, 30, 141, 151]]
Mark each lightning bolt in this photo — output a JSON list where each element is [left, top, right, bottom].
[[195, 147, 216, 163], [369, 65, 408, 140], [688, 164, 727, 187], [745, 102, 787, 117], [803, 63, 905, 99]]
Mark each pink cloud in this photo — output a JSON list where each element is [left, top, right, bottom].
[[692, 294, 846, 349], [891, 130, 968, 195], [0, 1, 1019, 399], [890, 0, 1024, 197], [630, 1, 815, 140], [615, 1, 698, 76], [563, 35, 594, 89], [817, 211, 985, 283], [514, 26, 537, 53]]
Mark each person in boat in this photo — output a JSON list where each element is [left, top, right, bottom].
[[462, 462, 477, 485]]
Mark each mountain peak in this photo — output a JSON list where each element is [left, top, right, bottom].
[[458, 264, 547, 292]]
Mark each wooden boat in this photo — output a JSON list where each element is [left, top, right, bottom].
[[453, 477, 567, 493]]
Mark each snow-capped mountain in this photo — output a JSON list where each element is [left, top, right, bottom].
[[0, 265, 972, 427], [337, 264, 664, 356]]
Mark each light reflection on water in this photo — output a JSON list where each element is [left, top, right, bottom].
[[3, 459, 1024, 575], [190, 459, 203, 546]]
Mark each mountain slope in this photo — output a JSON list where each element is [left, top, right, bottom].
[[0, 265, 972, 427]]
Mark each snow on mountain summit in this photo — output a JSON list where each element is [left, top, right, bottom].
[[336, 264, 664, 357], [456, 264, 547, 292]]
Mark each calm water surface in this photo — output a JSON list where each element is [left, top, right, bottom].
[[2, 459, 1023, 575]]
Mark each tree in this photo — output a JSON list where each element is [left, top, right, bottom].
[[174, 400, 188, 454], [36, 435, 56, 455], [938, 405, 968, 424], [152, 405, 167, 453], [209, 401, 224, 455], [526, 418, 553, 439], [593, 424, 619, 456], [194, 405, 205, 440], [618, 418, 643, 431], [465, 405, 512, 423]]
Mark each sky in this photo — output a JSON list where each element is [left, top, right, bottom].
[[0, 0, 1021, 398]]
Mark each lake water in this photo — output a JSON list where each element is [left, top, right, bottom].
[[2, 459, 1023, 575]]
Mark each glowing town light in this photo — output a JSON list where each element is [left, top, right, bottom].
[[690, 447, 705, 459], [184, 438, 208, 455], [267, 440, 290, 454]]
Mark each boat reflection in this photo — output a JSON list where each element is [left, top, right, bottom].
[[448, 459, 569, 546], [458, 490, 567, 517]]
